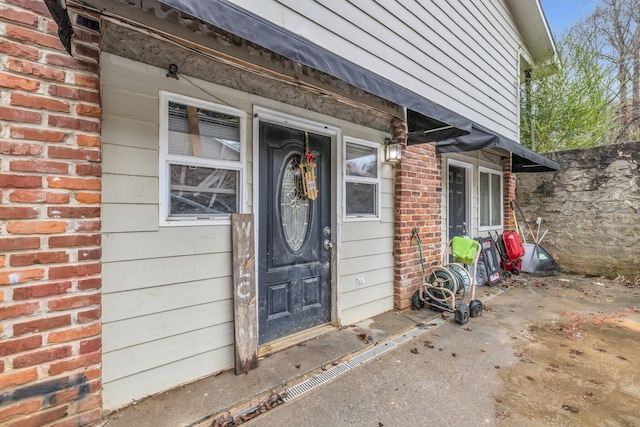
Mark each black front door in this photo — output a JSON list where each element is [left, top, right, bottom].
[[258, 122, 332, 344], [448, 165, 467, 239]]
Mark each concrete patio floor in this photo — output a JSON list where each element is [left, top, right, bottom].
[[102, 274, 640, 427]]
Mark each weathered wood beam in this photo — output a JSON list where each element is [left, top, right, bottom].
[[231, 214, 258, 375], [186, 106, 203, 157]]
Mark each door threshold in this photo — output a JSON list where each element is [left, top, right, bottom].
[[258, 323, 336, 357]]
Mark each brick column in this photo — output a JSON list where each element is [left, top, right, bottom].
[[0, 2, 102, 425], [393, 118, 443, 311], [502, 156, 516, 232]]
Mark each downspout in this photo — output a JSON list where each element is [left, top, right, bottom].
[[44, 0, 74, 55]]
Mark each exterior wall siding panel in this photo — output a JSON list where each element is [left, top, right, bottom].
[[0, 0, 549, 422], [229, 0, 529, 139], [100, 54, 239, 410], [101, 52, 395, 410]]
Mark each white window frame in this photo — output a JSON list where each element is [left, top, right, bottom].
[[478, 166, 503, 231], [158, 91, 247, 226], [343, 136, 382, 221]]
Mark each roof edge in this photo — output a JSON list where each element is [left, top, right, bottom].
[[505, 0, 556, 63]]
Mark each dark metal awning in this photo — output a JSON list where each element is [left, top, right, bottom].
[[406, 109, 471, 143], [436, 124, 559, 172], [158, 0, 471, 139], [158, 0, 555, 172]]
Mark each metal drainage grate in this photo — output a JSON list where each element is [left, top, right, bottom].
[[348, 341, 397, 367], [392, 328, 423, 345], [282, 361, 351, 402], [270, 289, 510, 414], [398, 318, 445, 340]]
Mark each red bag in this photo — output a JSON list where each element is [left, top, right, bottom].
[[502, 232, 525, 260]]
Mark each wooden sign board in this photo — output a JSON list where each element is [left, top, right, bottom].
[[231, 214, 258, 374]]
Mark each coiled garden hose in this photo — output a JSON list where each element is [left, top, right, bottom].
[[413, 232, 468, 307]]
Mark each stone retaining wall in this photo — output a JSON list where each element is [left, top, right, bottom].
[[516, 141, 640, 279]]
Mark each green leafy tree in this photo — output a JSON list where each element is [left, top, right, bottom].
[[520, 32, 617, 152]]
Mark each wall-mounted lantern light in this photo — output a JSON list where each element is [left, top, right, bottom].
[[384, 138, 402, 162]]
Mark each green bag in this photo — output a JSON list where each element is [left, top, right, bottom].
[[451, 236, 479, 265]]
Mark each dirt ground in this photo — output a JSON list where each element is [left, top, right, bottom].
[[494, 274, 640, 426]]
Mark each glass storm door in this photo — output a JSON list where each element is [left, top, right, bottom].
[[258, 122, 331, 344]]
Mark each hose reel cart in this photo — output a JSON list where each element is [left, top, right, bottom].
[[411, 233, 483, 325]]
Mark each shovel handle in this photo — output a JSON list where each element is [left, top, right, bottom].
[[513, 200, 536, 243]]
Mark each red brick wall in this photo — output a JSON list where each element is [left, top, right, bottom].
[[502, 156, 516, 232], [392, 119, 442, 311], [0, 1, 102, 425]]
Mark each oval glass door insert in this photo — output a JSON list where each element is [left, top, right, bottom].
[[281, 156, 310, 252]]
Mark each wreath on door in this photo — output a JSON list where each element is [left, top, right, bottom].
[[299, 131, 318, 200]]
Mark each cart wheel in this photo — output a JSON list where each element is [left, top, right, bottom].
[[455, 303, 470, 325], [503, 271, 512, 278], [469, 299, 483, 317], [412, 290, 425, 310], [511, 268, 520, 275]]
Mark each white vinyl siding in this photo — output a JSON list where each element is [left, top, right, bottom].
[[339, 169, 394, 325], [101, 53, 251, 411], [228, 0, 528, 140], [102, 52, 395, 410]]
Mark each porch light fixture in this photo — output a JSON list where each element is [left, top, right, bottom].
[[384, 138, 402, 162], [166, 63, 179, 80]]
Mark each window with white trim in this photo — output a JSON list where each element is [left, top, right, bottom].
[[344, 138, 381, 219], [159, 92, 245, 225], [479, 167, 502, 229]]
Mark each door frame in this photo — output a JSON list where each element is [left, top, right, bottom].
[[252, 106, 341, 342], [446, 158, 474, 239]]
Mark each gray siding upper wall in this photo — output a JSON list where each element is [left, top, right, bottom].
[[229, 0, 527, 140], [101, 52, 394, 410], [100, 54, 242, 410]]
